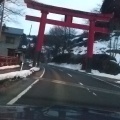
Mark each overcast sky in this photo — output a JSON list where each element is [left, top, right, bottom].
[[5, 0, 103, 35]]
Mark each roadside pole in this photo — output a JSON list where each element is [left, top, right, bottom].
[[20, 53, 25, 71], [0, 0, 5, 39]]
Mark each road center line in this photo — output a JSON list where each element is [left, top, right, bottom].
[[67, 73, 72, 77], [79, 82, 83, 86], [87, 88, 90, 91], [93, 92, 97, 96], [7, 67, 45, 105], [86, 88, 91, 92]]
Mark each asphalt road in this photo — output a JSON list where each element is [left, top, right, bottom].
[[1, 64, 120, 111]]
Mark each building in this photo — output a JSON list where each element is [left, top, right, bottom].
[[0, 27, 23, 56]]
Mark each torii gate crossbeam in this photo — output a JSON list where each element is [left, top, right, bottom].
[[24, 0, 113, 72]]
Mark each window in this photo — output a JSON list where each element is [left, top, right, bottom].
[[6, 36, 15, 44]]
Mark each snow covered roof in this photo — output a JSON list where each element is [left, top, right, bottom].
[[3, 27, 23, 35]]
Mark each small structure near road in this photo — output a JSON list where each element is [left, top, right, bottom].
[[0, 56, 19, 67], [0, 26, 23, 56]]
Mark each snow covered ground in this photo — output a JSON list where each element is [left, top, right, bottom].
[[49, 63, 82, 71], [71, 40, 108, 55], [71, 36, 120, 64], [0, 67, 40, 81], [0, 65, 20, 70]]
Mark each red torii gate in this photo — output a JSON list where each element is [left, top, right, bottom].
[[24, 0, 113, 72]]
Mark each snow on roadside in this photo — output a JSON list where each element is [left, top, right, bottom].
[[79, 69, 120, 81], [0, 65, 20, 70], [49, 63, 82, 71], [29, 63, 33, 67], [90, 70, 120, 81], [49, 62, 120, 82], [0, 67, 40, 81]]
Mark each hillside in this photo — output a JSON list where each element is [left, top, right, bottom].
[[69, 35, 120, 64]]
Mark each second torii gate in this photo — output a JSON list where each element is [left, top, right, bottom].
[[24, 0, 113, 72]]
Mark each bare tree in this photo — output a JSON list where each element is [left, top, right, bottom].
[[84, 4, 101, 25], [0, 0, 25, 37], [49, 25, 77, 55], [91, 4, 101, 13], [3, 0, 25, 23]]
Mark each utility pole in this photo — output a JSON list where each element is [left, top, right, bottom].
[[29, 24, 32, 36], [0, 0, 5, 39]]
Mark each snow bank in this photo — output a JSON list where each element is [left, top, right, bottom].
[[29, 63, 32, 67], [87, 70, 120, 81], [83, 38, 87, 41], [0, 67, 40, 81], [71, 40, 109, 55], [70, 37, 120, 65], [70, 36, 80, 41], [49, 62, 120, 82], [0, 65, 20, 70], [49, 63, 82, 71]]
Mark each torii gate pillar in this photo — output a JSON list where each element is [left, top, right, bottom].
[[33, 11, 48, 66], [86, 20, 95, 72]]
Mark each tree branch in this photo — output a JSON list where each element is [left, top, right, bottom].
[[4, 7, 24, 16]]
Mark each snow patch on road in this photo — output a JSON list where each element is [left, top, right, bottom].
[[0, 67, 40, 81], [0, 65, 20, 70]]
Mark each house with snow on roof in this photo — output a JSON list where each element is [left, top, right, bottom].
[[0, 26, 23, 56]]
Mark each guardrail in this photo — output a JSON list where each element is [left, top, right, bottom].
[[0, 56, 19, 67]]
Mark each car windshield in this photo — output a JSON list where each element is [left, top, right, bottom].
[[0, 0, 120, 119]]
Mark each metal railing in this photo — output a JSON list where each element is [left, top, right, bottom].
[[0, 56, 19, 66]]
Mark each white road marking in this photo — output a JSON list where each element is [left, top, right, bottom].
[[7, 67, 45, 105], [67, 73, 72, 77], [87, 88, 90, 91], [92, 76, 120, 89], [86, 88, 91, 92], [93, 92, 97, 96], [79, 82, 83, 86], [39, 78, 120, 95]]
